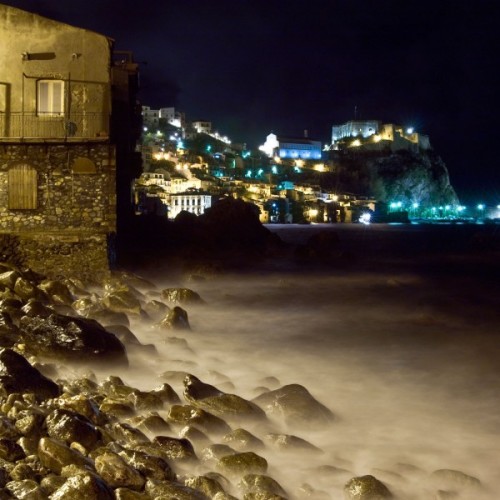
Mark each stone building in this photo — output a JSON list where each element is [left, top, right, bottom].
[[0, 4, 140, 281]]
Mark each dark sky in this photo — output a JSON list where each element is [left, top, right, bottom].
[[3, 0, 499, 205]]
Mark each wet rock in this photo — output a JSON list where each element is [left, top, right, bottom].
[[0, 313, 18, 347], [264, 433, 322, 453], [0, 415, 19, 439], [18, 314, 128, 366], [45, 409, 101, 450], [38, 280, 74, 306], [184, 375, 266, 422], [201, 444, 237, 463], [0, 438, 25, 461], [213, 493, 238, 500], [179, 425, 211, 447], [103, 290, 143, 316], [162, 288, 205, 305], [0, 270, 21, 290], [39, 474, 67, 495], [94, 451, 146, 490], [111, 271, 157, 293], [145, 478, 209, 499], [223, 428, 265, 451], [430, 469, 481, 490], [128, 389, 164, 411], [90, 309, 130, 327], [14, 277, 45, 301], [0, 348, 60, 401], [20, 299, 52, 318], [344, 475, 393, 499], [252, 384, 334, 428], [49, 394, 107, 426], [115, 487, 150, 499], [105, 325, 143, 346], [99, 399, 135, 418], [14, 409, 46, 441], [37, 437, 94, 474], [9, 461, 38, 481], [151, 383, 181, 405], [158, 306, 191, 330], [152, 435, 197, 462], [71, 296, 98, 316], [105, 422, 150, 446], [239, 474, 288, 498], [128, 413, 172, 435], [166, 405, 232, 436], [185, 475, 225, 498], [50, 472, 114, 500], [143, 300, 169, 321], [216, 452, 268, 479], [5, 479, 47, 499], [117, 447, 176, 482]]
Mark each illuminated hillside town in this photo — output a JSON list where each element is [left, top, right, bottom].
[[136, 109, 498, 224]]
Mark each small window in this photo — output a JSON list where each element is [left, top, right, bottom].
[[8, 164, 38, 209], [37, 80, 64, 116]]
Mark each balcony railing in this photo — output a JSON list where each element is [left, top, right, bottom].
[[0, 112, 109, 140]]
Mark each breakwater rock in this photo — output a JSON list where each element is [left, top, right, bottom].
[[0, 262, 486, 499]]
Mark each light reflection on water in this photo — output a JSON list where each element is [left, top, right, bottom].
[[120, 224, 499, 499]]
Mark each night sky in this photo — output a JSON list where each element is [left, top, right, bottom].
[[3, 0, 499, 205]]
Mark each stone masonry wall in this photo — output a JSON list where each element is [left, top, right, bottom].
[[0, 143, 116, 281], [0, 143, 116, 232], [0, 232, 113, 282]]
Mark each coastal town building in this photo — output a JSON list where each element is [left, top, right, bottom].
[[142, 106, 184, 129], [331, 120, 431, 152], [259, 132, 322, 160], [0, 3, 140, 280], [169, 190, 212, 219]]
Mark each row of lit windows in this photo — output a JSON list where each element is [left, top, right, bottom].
[[173, 198, 204, 206]]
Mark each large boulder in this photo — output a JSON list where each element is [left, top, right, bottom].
[[344, 475, 392, 499], [45, 409, 102, 450], [0, 348, 60, 401], [18, 313, 128, 366], [38, 437, 94, 474], [252, 384, 334, 428], [162, 288, 204, 305], [184, 375, 266, 422], [157, 306, 191, 330], [216, 452, 268, 479]]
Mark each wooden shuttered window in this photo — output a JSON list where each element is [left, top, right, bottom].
[[8, 164, 38, 209]]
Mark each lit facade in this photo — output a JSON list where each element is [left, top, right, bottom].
[[331, 120, 431, 152], [260, 133, 322, 160], [169, 191, 212, 219]]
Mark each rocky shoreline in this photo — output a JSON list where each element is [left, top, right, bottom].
[[0, 262, 487, 499]]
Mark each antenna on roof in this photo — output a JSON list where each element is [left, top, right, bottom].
[[354, 105, 358, 120]]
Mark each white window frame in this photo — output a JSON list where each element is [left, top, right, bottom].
[[37, 80, 65, 116]]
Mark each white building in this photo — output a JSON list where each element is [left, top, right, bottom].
[[142, 106, 183, 129], [169, 191, 212, 219], [331, 120, 431, 151], [192, 120, 212, 134]]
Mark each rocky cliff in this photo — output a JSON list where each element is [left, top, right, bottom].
[[329, 148, 459, 207]]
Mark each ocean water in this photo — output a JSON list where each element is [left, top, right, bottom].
[[115, 223, 500, 499]]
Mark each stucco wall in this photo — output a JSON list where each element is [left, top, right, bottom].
[[0, 4, 111, 132]]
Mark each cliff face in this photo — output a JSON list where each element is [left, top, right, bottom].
[[366, 150, 459, 207], [330, 148, 459, 207]]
